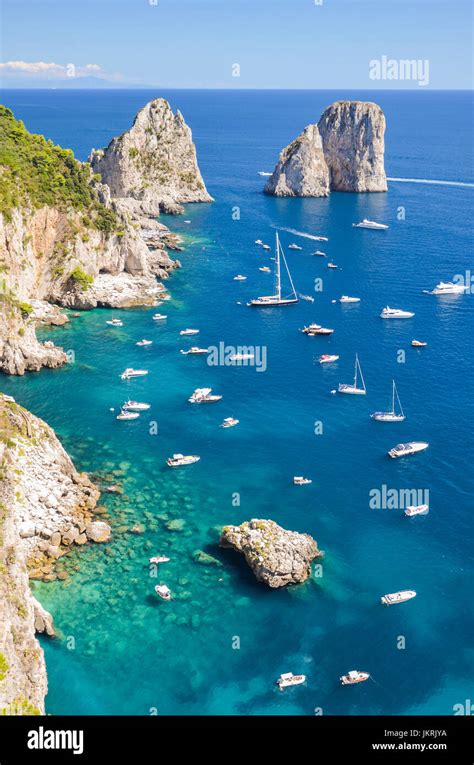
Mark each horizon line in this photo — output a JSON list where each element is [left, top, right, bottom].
[[1, 86, 473, 93]]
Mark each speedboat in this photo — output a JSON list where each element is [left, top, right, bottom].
[[276, 672, 306, 691], [166, 454, 201, 467], [257, 172, 271, 177], [299, 294, 315, 302], [188, 387, 222, 403], [234, 275, 247, 281], [411, 339, 427, 347], [313, 250, 327, 257], [314, 235, 329, 242], [180, 347, 209, 355], [155, 584, 172, 601], [255, 239, 264, 245], [122, 400, 151, 411], [153, 313, 167, 320], [302, 323, 321, 334], [136, 339, 153, 346], [288, 243, 302, 250], [106, 318, 123, 327], [340, 671, 370, 685], [319, 354, 339, 364], [221, 417, 239, 428], [338, 354, 366, 395], [339, 296, 360, 303], [353, 219, 389, 230], [149, 556, 170, 564], [428, 281, 469, 295], [381, 590, 416, 605], [262, 244, 271, 251], [311, 327, 334, 335], [259, 266, 271, 273], [405, 504, 429, 517], [180, 328, 200, 336], [120, 368, 148, 380], [228, 352, 255, 362], [293, 476, 312, 485], [116, 409, 140, 420], [371, 380, 405, 422], [380, 306, 415, 319], [388, 442, 429, 458], [327, 262, 338, 269]]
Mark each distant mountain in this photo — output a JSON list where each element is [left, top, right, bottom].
[[0, 76, 152, 90]]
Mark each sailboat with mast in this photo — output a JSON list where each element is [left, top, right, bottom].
[[338, 354, 366, 395], [371, 380, 405, 421], [248, 233, 298, 307]]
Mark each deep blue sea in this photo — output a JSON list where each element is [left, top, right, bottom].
[[1, 89, 473, 715]]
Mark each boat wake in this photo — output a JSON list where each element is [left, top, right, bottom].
[[388, 177, 474, 189], [272, 226, 326, 241]]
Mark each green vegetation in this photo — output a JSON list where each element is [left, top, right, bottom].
[[0, 652, 8, 681], [69, 267, 93, 291], [0, 697, 41, 716]]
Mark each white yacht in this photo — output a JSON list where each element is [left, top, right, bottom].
[[380, 306, 415, 319], [411, 339, 427, 347], [155, 584, 172, 601], [221, 417, 239, 428], [327, 262, 338, 269], [310, 326, 334, 335], [259, 266, 271, 273], [136, 339, 153, 347], [381, 590, 416, 606], [188, 387, 222, 403], [180, 328, 200, 336], [388, 442, 429, 458], [233, 274, 247, 281], [314, 235, 329, 241], [249, 233, 299, 307], [262, 244, 271, 251], [340, 671, 370, 685], [122, 400, 151, 411], [319, 354, 339, 364], [405, 504, 429, 517], [339, 295, 360, 303], [429, 281, 469, 295], [152, 313, 167, 321], [180, 347, 209, 355], [276, 672, 306, 691], [299, 294, 315, 302], [257, 172, 271, 177], [120, 368, 149, 380], [371, 380, 405, 422], [313, 250, 327, 257], [293, 476, 312, 485], [228, 352, 255, 362], [116, 409, 140, 421], [288, 243, 302, 250], [149, 556, 170, 564], [255, 239, 264, 245], [302, 323, 321, 334], [338, 354, 366, 395], [353, 219, 389, 230], [166, 454, 200, 468], [106, 318, 123, 327]]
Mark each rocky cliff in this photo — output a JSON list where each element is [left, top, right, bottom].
[[265, 100, 387, 196], [0, 394, 107, 714], [90, 98, 213, 215], [220, 519, 321, 588]]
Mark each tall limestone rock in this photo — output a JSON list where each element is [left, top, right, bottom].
[[318, 101, 387, 192], [90, 99, 213, 215], [264, 125, 330, 198]]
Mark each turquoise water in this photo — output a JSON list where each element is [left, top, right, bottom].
[[1, 90, 473, 715]]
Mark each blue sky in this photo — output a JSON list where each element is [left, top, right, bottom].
[[1, 0, 472, 89]]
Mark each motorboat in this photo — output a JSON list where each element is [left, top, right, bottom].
[[352, 219, 389, 230], [228, 352, 255, 362], [221, 417, 239, 428], [327, 262, 338, 269], [106, 318, 123, 327], [116, 409, 140, 420], [319, 354, 339, 364], [255, 239, 264, 245], [188, 387, 222, 403], [166, 454, 201, 467], [381, 590, 416, 605], [314, 235, 329, 241], [120, 368, 149, 380], [180, 347, 209, 355], [249, 233, 299, 307], [313, 250, 327, 257], [153, 313, 167, 320], [180, 328, 200, 336], [388, 442, 429, 458], [310, 327, 334, 335], [411, 339, 427, 347], [257, 172, 271, 177], [262, 244, 271, 251], [293, 476, 312, 485], [339, 296, 360, 303], [302, 323, 321, 334], [155, 584, 172, 601], [234, 275, 247, 281], [136, 339, 153, 346], [149, 556, 170, 564], [340, 671, 370, 685], [380, 306, 415, 319], [259, 266, 271, 273], [276, 672, 306, 691], [371, 380, 405, 422], [299, 294, 315, 302], [428, 281, 469, 295], [405, 504, 429, 517], [122, 400, 151, 411], [338, 354, 366, 394], [288, 243, 302, 250]]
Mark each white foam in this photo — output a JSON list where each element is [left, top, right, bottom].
[[272, 226, 327, 241], [388, 177, 474, 189]]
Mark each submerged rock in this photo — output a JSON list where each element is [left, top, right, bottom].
[[85, 521, 111, 543], [264, 124, 330, 197], [220, 519, 321, 588]]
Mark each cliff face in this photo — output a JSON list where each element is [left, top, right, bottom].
[[0, 394, 104, 714], [318, 101, 387, 192], [90, 98, 213, 215], [265, 100, 387, 196], [264, 125, 329, 198]]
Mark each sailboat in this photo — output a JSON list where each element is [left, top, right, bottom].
[[248, 233, 298, 306], [338, 354, 366, 395], [371, 380, 405, 421]]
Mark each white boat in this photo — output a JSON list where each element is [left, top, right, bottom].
[[153, 313, 167, 321], [155, 584, 172, 601], [314, 235, 329, 241], [136, 339, 153, 346], [184, 220, 191, 224], [258, 171, 271, 177], [180, 328, 200, 336], [340, 670, 370, 685], [319, 354, 339, 364], [338, 354, 366, 395], [293, 476, 312, 485], [249, 233, 299, 307], [149, 556, 170, 564], [166, 454, 200, 467], [106, 318, 123, 327], [116, 409, 140, 421], [339, 295, 360, 303], [429, 281, 469, 295], [310, 327, 334, 335], [188, 387, 222, 403], [405, 504, 429, 517], [276, 672, 306, 691], [371, 380, 405, 422], [388, 442, 429, 458], [233, 274, 247, 281], [302, 323, 321, 334], [327, 262, 338, 269], [221, 417, 239, 428], [299, 294, 315, 302], [228, 352, 255, 362], [313, 250, 327, 257], [120, 368, 149, 380], [180, 347, 209, 355], [380, 306, 415, 319], [381, 590, 416, 605], [288, 243, 302, 250], [259, 266, 271, 273], [255, 239, 264, 245], [353, 219, 389, 230], [122, 400, 151, 411], [262, 244, 271, 251], [411, 339, 427, 347]]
